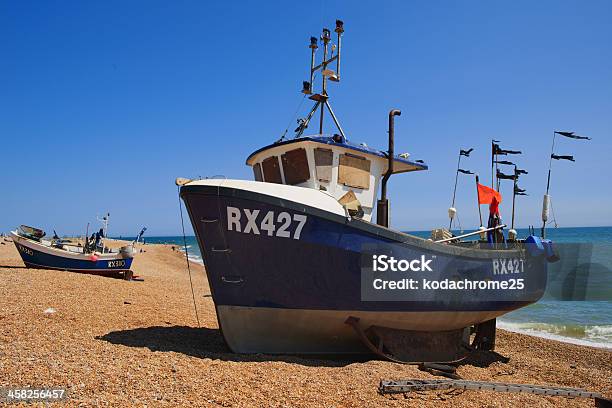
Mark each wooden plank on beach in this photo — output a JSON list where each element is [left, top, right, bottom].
[[379, 379, 604, 400]]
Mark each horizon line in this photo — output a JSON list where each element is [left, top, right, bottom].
[[108, 225, 612, 238]]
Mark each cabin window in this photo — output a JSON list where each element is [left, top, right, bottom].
[[262, 156, 283, 184], [338, 153, 371, 189], [281, 148, 310, 185], [253, 163, 263, 181], [314, 148, 333, 182]]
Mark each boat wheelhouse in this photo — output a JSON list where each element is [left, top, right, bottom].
[[246, 134, 427, 222]]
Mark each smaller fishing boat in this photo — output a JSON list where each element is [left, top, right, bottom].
[[10, 215, 144, 279]]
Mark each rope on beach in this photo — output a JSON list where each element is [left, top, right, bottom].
[[177, 186, 201, 327]]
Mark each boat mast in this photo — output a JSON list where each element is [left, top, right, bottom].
[[97, 212, 110, 252], [541, 131, 556, 238], [83, 222, 90, 254], [511, 165, 518, 230], [295, 20, 346, 139]]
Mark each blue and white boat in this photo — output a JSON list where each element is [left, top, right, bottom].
[[178, 21, 556, 362], [11, 219, 138, 279]]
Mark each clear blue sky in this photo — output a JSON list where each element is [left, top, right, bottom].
[[1, 1, 610, 236]]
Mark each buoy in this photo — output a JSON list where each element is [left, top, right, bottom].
[[89, 254, 99, 262], [542, 194, 550, 223], [478, 226, 487, 240], [448, 207, 456, 219], [508, 229, 517, 241]]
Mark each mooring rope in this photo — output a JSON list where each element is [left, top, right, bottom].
[[549, 196, 559, 228], [455, 211, 463, 234], [177, 186, 200, 327]]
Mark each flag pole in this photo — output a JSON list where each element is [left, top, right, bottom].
[[496, 154, 501, 191], [541, 131, 556, 238], [476, 175, 483, 227], [449, 152, 462, 230], [491, 140, 495, 188], [511, 165, 517, 230]]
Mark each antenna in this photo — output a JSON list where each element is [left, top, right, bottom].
[[97, 212, 110, 236], [296, 19, 346, 139], [96, 212, 110, 252]]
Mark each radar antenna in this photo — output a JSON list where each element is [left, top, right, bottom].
[[295, 20, 346, 139]]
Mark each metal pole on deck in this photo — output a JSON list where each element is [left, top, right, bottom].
[[511, 166, 517, 230], [449, 153, 462, 230], [84, 222, 89, 254], [319, 29, 330, 134], [476, 175, 483, 227], [541, 132, 556, 238], [491, 140, 495, 188]]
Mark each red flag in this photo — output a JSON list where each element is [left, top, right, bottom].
[[477, 183, 502, 205]]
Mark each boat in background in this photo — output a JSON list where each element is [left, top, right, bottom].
[[11, 215, 144, 280]]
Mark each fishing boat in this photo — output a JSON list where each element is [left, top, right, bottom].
[[177, 21, 558, 362], [11, 215, 144, 279]]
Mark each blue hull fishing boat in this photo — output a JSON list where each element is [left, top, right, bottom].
[[11, 219, 141, 279], [178, 21, 557, 362]]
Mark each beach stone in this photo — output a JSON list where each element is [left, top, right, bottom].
[[0, 240, 610, 406]]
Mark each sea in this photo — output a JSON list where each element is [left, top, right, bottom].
[[135, 226, 612, 349]]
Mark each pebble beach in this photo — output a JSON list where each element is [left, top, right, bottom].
[[0, 238, 610, 407]]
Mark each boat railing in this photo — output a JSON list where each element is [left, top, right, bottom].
[[434, 224, 506, 244]]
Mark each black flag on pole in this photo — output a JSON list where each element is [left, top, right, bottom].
[[551, 153, 575, 162], [458, 169, 474, 174], [493, 143, 522, 156], [497, 170, 517, 180], [493, 143, 503, 155], [499, 148, 522, 155], [514, 186, 526, 194], [460, 148, 474, 157], [495, 160, 515, 165], [555, 131, 591, 140]]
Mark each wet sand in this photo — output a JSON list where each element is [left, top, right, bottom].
[[0, 237, 610, 407]]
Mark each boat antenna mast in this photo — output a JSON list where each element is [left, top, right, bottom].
[[295, 20, 346, 139], [96, 212, 110, 251]]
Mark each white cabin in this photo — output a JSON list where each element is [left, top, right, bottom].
[[246, 135, 427, 223]]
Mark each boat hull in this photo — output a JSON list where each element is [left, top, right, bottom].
[[181, 180, 547, 354], [11, 232, 133, 275], [217, 306, 506, 353]]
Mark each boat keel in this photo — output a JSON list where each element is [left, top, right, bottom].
[[345, 316, 471, 363]]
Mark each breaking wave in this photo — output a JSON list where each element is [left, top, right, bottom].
[[497, 321, 612, 349]]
